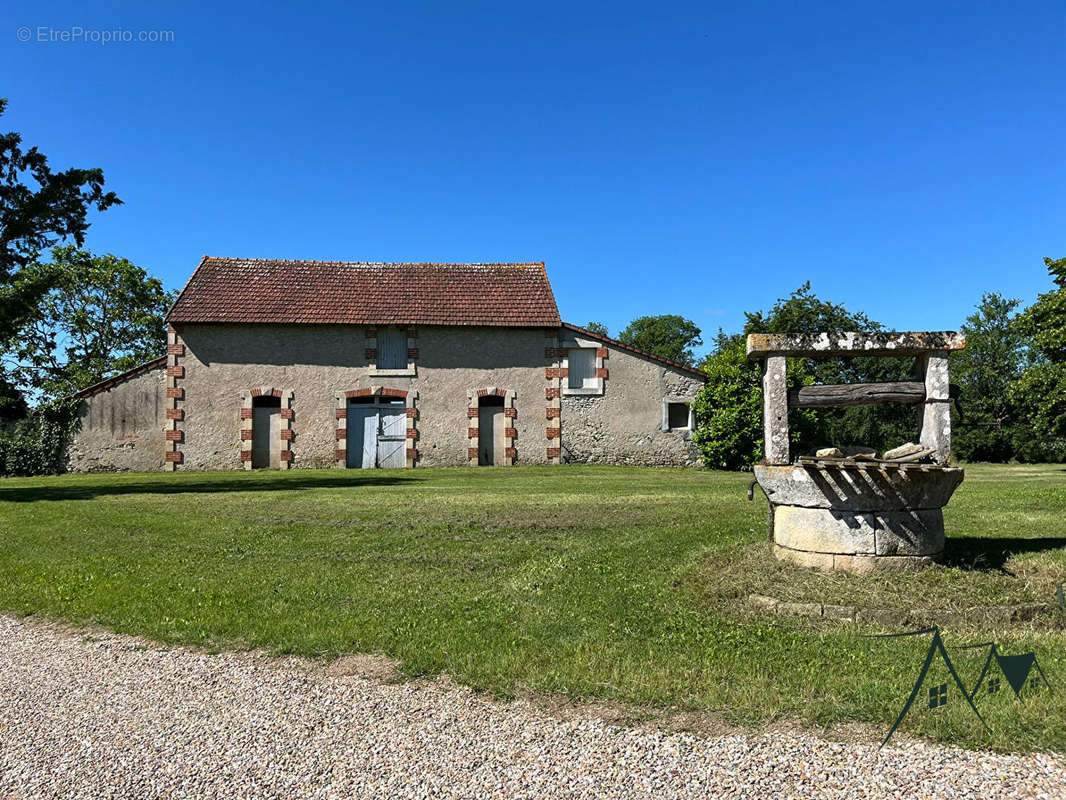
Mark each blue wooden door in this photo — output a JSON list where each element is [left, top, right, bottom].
[[377, 407, 407, 468], [346, 404, 378, 469], [346, 400, 406, 468]]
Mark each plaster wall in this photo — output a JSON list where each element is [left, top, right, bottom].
[[69, 367, 167, 472], [71, 325, 708, 471], [559, 332, 703, 467], [175, 324, 552, 469]]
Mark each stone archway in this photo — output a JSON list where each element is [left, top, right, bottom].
[[467, 388, 516, 466], [239, 387, 294, 469], [334, 386, 418, 468]]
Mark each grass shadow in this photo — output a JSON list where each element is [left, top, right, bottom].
[[0, 471, 422, 503], [942, 535, 1066, 572]]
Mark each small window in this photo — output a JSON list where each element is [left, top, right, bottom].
[[667, 402, 690, 430], [928, 683, 948, 709], [377, 328, 408, 370], [568, 348, 596, 389]]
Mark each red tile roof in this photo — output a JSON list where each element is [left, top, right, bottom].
[[166, 257, 561, 327]]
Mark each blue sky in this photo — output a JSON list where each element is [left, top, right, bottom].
[[4, 1, 1064, 357]]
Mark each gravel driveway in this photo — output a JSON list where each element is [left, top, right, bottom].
[[0, 615, 1061, 799]]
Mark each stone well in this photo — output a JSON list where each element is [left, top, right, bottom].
[[747, 331, 967, 574], [754, 462, 964, 572]]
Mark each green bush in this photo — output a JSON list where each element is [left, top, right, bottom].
[[691, 336, 822, 470], [0, 398, 82, 476], [691, 337, 761, 470]]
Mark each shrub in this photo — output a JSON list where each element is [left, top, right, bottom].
[[691, 338, 762, 470], [0, 398, 82, 476]]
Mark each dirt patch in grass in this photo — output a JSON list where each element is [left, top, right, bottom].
[[322, 652, 404, 682]]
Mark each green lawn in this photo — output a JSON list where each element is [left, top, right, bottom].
[[1, 463, 1064, 751]]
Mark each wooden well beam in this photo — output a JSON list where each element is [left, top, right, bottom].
[[787, 381, 925, 408]]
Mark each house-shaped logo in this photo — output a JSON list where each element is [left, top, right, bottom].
[[870, 626, 987, 748], [954, 641, 1054, 701]]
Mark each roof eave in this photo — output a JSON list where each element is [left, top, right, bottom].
[[560, 322, 708, 379], [70, 356, 168, 400]]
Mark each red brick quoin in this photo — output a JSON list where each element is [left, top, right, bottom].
[[164, 325, 185, 470]]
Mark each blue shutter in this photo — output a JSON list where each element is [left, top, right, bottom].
[[568, 348, 595, 388], [378, 328, 407, 369]]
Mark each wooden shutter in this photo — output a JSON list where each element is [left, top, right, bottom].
[[377, 407, 407, 468], [377, 328, 407, 369], [568, 348, 595, 389]]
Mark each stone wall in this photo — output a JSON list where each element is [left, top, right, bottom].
[[558, 329, 704, 467], [69, 366, 167, 472], [172, 324, 553, 470], [70, 324, 708, 471]]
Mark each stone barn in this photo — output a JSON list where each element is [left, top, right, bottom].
[[69, 258, 706, 472]]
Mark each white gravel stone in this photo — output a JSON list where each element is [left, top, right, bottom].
[[0, 615, 1062, 799]]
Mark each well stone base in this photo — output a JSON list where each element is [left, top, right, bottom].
[[754, 463, 963, 574], [773, 544, 937, 573]]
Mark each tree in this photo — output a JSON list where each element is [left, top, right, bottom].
[[743, 282, 880, 336], [950, 293, 1028, 462], [0, 367, 27, 423], [618, 315, 702, 365], [1010, 363, 1066, 461], [584, 321, 609, 337], [6, 246, 173, 400], [0, 98, 121, 345], [692, 285, 915, 470], [745, 283, 915, 456], [692, 329, 820, 470], [1010, 256, 1066, 462], [692, 332, 763, 469], [1019, 256, 1066, 362]]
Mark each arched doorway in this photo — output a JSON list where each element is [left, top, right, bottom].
[[346, 395, 407, 469], [467, 388, 516, 466], [239, 387, 295, 470]]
